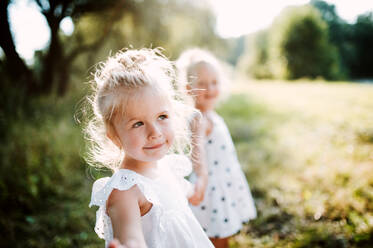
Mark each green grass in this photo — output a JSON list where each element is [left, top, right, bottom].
[[217, 80, 373, 248]]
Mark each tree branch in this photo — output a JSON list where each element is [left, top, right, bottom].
[[66, 0, 130, 63]]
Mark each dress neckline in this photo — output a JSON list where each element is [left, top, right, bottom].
[[205, 112, 218, 140], [117, 168, 163, 181]]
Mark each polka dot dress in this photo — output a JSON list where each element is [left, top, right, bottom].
[[189, 112, 257, 238]]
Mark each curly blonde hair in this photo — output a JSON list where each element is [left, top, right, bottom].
[[83, 48, 194, 171]]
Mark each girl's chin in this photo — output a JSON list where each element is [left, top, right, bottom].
[[198, 103, 215, 112], [143, 149, 169, 160]]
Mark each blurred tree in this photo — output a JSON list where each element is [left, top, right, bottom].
[[0, 0, 222, 97], [311, 1, 373, 79], [0, 0, 132, 96], [350, 12, 373, 79], [268, 5, 341, 80], [237, 30, 272, 79], [223, 35, 246, 66], [311, 0, 353, 78]]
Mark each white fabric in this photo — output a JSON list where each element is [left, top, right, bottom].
[[89, 154, 213, 247], [189, 112, 257, 238]]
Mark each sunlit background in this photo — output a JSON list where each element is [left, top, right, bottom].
[[1, 0, 373, 247], [8, 0, 373, 60]]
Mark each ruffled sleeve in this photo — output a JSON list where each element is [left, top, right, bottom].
[[89, 170, 160, 241], [160, 154, 194, 197]]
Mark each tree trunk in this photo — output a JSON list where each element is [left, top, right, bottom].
[[41, 18, 62, 94]]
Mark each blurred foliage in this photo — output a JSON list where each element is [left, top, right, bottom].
[[349, 13, 373, 79], [238, 1, 373, 81], [237, 31, 272, 79], [0, 0, 225, 98], [239, 5, 341, 80], [311, 0, 373, 79], [0, 86, 102, 247], [270, 5, 340, 80]]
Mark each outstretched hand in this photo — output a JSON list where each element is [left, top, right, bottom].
[[108, 239, 126, 248]]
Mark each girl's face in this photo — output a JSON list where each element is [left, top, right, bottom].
[[109, 86, 175, 166], [191, 63, 220, 112]]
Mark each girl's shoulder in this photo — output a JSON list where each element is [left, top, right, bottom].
[[89, 169, 159, 208], [210, 111, 225, 123], [209, 112, 229, 131]]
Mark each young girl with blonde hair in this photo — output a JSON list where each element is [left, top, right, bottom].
[[83, 48, 213, 247], [177, 48, 257, 248]]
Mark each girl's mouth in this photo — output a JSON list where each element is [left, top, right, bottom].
[[143, 143, 164, 150]]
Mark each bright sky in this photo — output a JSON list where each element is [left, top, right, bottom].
[[211, 0, 373, 37], [7, 0, 373, 61]]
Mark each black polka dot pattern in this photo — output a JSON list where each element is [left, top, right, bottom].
[[188, 113, 257, 238]]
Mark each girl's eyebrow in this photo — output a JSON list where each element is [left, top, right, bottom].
[[158, 110, 169, 115], [126, 110, 169, 123], [127, 118, 139, 123]]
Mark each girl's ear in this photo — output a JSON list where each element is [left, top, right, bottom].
[[106, 125, 122, 148]]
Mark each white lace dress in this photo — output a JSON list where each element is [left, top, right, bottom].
[[89, 154, 214, 247], [189, 112, 257, 238]]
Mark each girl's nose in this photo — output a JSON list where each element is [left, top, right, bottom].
[[148, 124, 162, 139], [206, 83, 214, 92]]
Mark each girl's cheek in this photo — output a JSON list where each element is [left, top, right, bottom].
[[167, 123, 176, 142]]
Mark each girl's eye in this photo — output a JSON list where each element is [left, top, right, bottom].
[[158, 114, 168, 120], [132, 121, 144, 128]]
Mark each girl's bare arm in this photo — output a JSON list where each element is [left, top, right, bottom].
[[107, 186, 148, 248]]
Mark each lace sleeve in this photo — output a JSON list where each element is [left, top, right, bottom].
[[89, 170, 160, 240]]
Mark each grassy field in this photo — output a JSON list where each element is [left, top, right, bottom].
[[3, 80, 372, 247], [218, 80, 373, 247]]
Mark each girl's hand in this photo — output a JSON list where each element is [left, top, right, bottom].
[[188, 174, 208, 206], [108, 239, 126, 248]]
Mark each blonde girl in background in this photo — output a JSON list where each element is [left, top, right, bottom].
[[83, 48, 214, 247], [177, 48, 257, 248]]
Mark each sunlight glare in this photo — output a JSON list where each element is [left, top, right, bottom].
[[8, 0, 50, 62]]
